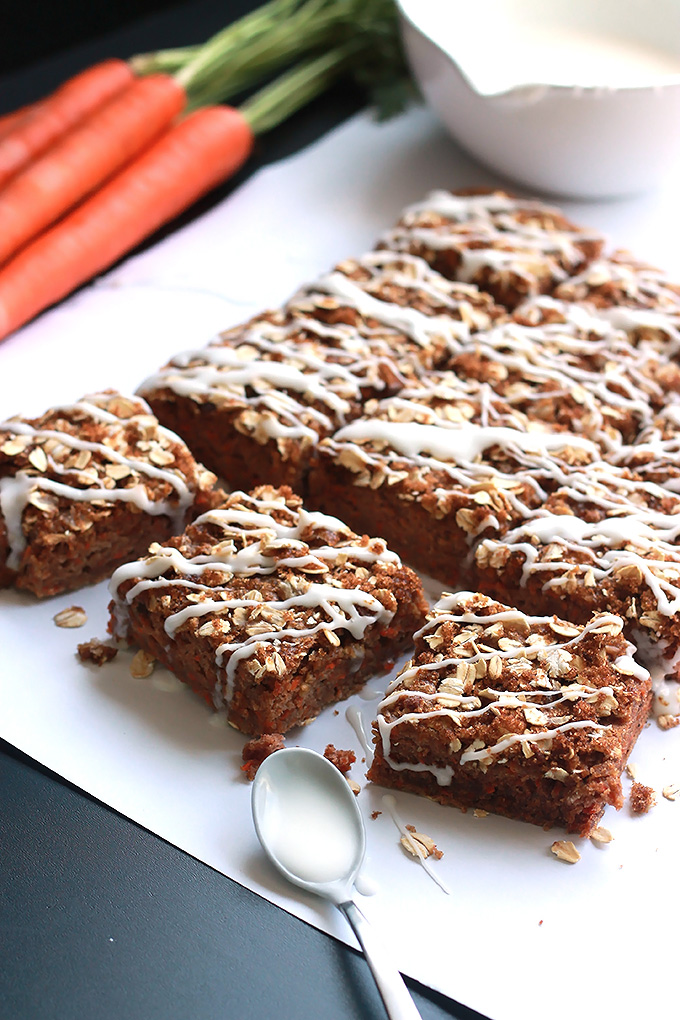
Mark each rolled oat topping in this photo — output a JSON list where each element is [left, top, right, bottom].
[[0, 391, 211, 572], [375, 592, 646, 785], [110, 487, 404, 710]]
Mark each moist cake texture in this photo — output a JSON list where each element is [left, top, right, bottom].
[[367, 591, 651, 836], [109, 485, 427, 735], [0, 390, 219, 597]]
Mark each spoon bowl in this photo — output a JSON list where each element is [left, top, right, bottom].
[[252, 746, 365, 904]]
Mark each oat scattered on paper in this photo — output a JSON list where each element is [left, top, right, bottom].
[[551, 840, 581, 864], [53, 606, 87, 628]]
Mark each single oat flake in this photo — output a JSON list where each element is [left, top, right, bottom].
[[53, 606, 87, 628], [590, 826, 614, 844], [130, 649, 156, 679], [550, 840, 581, 864]]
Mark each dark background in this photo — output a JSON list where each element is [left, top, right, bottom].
[[3, 1, 185, 73], [0, 4, 481, 1018]]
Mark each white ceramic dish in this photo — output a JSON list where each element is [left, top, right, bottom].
[[397, 0, 680, 199]]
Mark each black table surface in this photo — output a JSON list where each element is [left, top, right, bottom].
[[0, 3, 484, 1018]]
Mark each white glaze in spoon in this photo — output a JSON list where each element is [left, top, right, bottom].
[[252, 748, 422, 1020]]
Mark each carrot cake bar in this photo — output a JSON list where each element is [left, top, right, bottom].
[[473, 470, 680, 718], [0, 390, 219, 597], [379, 190, 603, 308], [109, 485, 427, 735], [553, 251, 680, 356], [367, 591, 651, 836], [307, 374, 601, 586]]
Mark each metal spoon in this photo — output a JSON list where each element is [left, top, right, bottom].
[[251, 747, 423, 1020]]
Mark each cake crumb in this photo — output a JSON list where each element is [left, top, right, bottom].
[[54, 606, 87, 628], [625, 762, 638, 781], [346, 778, 360, 795], [590, 826, 614, 844], [550, 840, 581, 864], [371, 811, 382, 820], [323, 743, 356, 774], [130, 649, 155, 679], [401, 827, 443, 860], [658, 713, 680, 730], [538, 920, 543, 926], [77, 638, 118, 666], [241, 733, 286, 781], [662, 783, 680, 802], [473, 808, 488, 818], [630, 781, 656, 814]]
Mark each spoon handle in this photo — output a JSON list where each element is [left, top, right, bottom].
[[339, 900, 423, 1020]]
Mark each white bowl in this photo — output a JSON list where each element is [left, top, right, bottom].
[[397, 0, 680, 199]]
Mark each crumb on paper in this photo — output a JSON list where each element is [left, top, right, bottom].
[[346, 778, 360, 795], [538, 920, 543, 926], [371, 811, 382, 820], [630, 782, 655, 814], [550, 840, 581, 864], [323, 743, 356, 774], [658, 713, 680, 731], [401, 826, 443, 861], [241, 733, 286, 781], [77, 638, 118, 666], [590, 826, 614, 845], [662, 783, 680, 802], [625, 762, 638, 781], [53, 606, 87, 628], [129, 649, 155, 679]]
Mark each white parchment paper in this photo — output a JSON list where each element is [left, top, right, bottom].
[[1, 107, 679, 1020]]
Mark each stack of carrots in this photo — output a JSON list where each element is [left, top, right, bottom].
[[0, 0, 407, 342]]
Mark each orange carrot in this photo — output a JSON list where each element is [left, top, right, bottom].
[[0, 106, 254, 341], [0, 59, 134, 189], [0, 104, 34, 141], [0, 74, 186, 266]]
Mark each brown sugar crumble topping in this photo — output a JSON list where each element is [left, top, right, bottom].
[[77, 638, 118, 666], [630, 782, 656, 814], [241, 733, 286, 781], [323, 744, 356, 774]]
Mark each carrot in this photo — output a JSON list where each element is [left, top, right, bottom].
[[0, 104, 34, 141], [0, 59, 134, 189], [0, 74, 186, 266], [0, 106, 254, 341]]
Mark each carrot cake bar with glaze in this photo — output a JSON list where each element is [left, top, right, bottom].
[[443, 310, 677, 447], [611, 402, 680, 493], [472, 469, 680, 719], [307, 374, 601, 586], [139, 251, 504, 494], [284, 250, 504, 373], [553, 251, 680, 356], [367, 591, 651, 836], [0, 390, 219, 597], [379, 189, 603, 309], [109, 485, 427, 735]]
